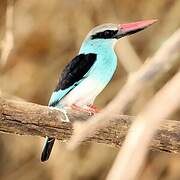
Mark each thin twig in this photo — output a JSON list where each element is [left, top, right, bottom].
[[0, 0, 14, 66]]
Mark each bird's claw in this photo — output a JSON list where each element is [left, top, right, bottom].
[[71, 104, 100, 116], [87, 104, 100, 113]]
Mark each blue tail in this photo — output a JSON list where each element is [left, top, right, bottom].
[[41, 137, 55, 162]]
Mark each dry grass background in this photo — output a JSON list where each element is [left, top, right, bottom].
[[0, 0, 180, 179]]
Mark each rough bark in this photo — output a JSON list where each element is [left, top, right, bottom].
[[0, 97, 180, 153]]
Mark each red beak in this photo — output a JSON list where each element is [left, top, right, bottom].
[[116, 19, 158, 38]]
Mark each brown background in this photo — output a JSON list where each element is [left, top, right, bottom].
[[0, 0, 180, 179]]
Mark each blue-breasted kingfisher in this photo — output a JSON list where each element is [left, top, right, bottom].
[[41, 19, 157, 162]]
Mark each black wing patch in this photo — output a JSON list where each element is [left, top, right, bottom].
[[54, 53, 97, 91], [91, 30, 118, 39]]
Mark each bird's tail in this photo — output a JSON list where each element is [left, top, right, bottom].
[[41, 137, 55, 162]]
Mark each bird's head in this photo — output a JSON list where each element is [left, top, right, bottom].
[[82, 19, 157, 49]]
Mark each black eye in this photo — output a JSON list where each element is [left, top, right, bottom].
[[104, 30, 111, 37]]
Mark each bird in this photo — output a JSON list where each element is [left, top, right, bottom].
[[41, 19, 157, 162]]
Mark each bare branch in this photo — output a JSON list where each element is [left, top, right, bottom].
[[107, 70, 180, 180], [0, 97, 180, 154], [68, 28, 180, 149]]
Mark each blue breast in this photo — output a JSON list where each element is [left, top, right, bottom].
[[79, 38, 117, 87]]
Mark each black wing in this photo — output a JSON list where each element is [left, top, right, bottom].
[[54, 53, 97, 91]]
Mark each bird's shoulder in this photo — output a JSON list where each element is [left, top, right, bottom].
[[48, 53, 97, 107]]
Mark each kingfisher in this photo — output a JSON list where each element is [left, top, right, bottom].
[[41, 19, 157, 162]]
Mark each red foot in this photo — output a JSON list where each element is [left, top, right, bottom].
[[87, 104, 100, 113], [71, 104, 100, 115]]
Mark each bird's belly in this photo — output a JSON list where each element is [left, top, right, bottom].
[[60, 77, 104, 107]]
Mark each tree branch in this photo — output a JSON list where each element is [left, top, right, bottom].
[[0, 97, 180, 153]]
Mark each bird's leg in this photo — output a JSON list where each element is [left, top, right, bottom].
[[87, 104, 100, 113], [71, 104, 100, 115], [71, 104, 84, 112]]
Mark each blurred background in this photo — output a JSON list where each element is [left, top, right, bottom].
[[0, 0, 180, 179]]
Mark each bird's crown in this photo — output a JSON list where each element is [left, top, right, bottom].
[[86, 23, 118, 40]]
